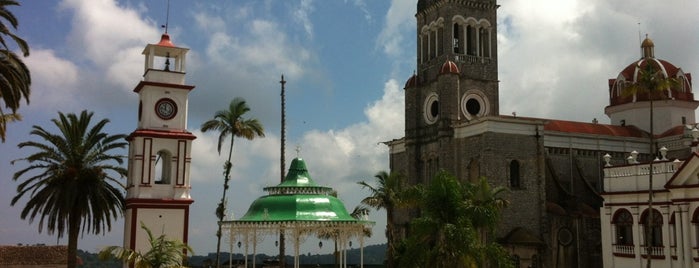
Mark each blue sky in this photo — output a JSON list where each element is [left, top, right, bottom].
[[2, 0, 699, 256]]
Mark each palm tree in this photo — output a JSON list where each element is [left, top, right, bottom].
[[0, 112, 20, 141], [200, 97, 265, 268], [623, 60, 678, 268], [397, 171, 512, 268], [11, 111, 127, 268], [358, 171, 404, 268], [0, 0, 31, 142], [99, 222, 193, 268], [464, 176, 509, 243]]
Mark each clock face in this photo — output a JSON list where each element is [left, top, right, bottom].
[[155, 98, 177, 120]]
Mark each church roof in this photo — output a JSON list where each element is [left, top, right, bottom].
[[543, 119, 647, 138], [608, 37, 694, 107], [156, 33, 175, 47], [404, 74, 418, 89], [439, 60, 460, 75]]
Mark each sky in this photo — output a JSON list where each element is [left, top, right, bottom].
[[1, 0, 698, 257]]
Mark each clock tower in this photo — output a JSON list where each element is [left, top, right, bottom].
[[123, 33, 196, 258]]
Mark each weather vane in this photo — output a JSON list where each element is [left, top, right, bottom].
[[161, 0, 171, 33]]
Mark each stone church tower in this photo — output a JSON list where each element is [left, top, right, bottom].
[[123, 33, 196, 261], [389, 1, 698, 268], [404, 0, 499, 185]]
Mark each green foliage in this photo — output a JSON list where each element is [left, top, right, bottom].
[[0, 0, 31, 142], [200, 97, 265, 267], [396, 171, 513, 268], [358, 171, 405, 268], [11, 110, 127, 268], [622, 62, 679, 101], [99, 222, 193, 268]]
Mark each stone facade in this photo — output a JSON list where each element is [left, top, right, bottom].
[[388, 1, 697, 267]]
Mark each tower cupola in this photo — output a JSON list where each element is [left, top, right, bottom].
[[641, 35, 655, 58]]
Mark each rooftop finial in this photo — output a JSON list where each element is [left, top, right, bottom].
[[161, 0, 171, 34]]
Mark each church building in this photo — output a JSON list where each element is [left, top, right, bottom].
[[386, 0, 697, 267]]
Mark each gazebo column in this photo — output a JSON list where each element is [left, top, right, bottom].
[[360, 233, 365, 268], [244, 232, 249, 268], [252, 229, 257, 268], [294, 227, 301, 268]]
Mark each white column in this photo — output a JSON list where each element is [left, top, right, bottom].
[[680, 204, 692, 267], [360, 234, 365, 268], [475, 26, 480, 57], [433, 29, 438, 59]]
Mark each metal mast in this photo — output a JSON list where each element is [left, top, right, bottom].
[[279, 75, 287, 267]]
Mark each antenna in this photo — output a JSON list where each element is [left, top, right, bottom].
[[637, 22, 642, 58], [161, 0, 171, 33]]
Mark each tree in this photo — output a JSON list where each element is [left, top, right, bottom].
[[358, 171, 404, 268], [11, 111, 127, 268], [200, 97, 265, 268], [0, 0, 31, 142], [0, 112, 20, 141], [622, 60, 678, 268], [99, 222, 193, 268], [464, 175, 509, 244], [397, 171, 512, 268]]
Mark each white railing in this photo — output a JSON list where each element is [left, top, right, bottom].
[[604, 161, 682, 192], [453, 54, 492, 64], [641, 246, 665, 257], [613, 244, 635, 255], [605, 161, 679, 178]]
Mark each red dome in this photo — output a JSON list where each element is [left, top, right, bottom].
[[157, 33, 175, 47], [440, 60, 459, 75], [404, 74, 418, 89], [608, 57, 693, 106]]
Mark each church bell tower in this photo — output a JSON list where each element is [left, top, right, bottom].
[[123, 33, 196, 257], [401, 0, 499, 181]]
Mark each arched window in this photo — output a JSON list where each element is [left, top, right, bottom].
[[511, 255, 520, 267], [154, 150, 172, 184], [509, 160, 521, 188], [453, 23, 462, 54], [692, 208, 699, 248], [466, 25, 476, 56], [479, 27, 490, 58], [669, 212, 676, 248], [613, 209, 634, 245], [640, 208, 663, 247], [468, 158, 480, 183]]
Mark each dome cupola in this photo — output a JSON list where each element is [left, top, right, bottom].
[[605, 36, 698, 134]]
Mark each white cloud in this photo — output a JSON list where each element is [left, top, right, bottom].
[[345, 0, 372, 22], [60, 0, 159, 89], [376, 0, 414, 58], [293, 0, 315, 39], [497, 0, 699, 123], [23, 49, 79, 110], [193, 11, 226, 33]]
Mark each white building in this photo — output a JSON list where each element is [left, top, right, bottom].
[[601, 131, 699, 267]]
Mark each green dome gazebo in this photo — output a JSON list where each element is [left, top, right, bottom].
[[222, 157, 374, 268]]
